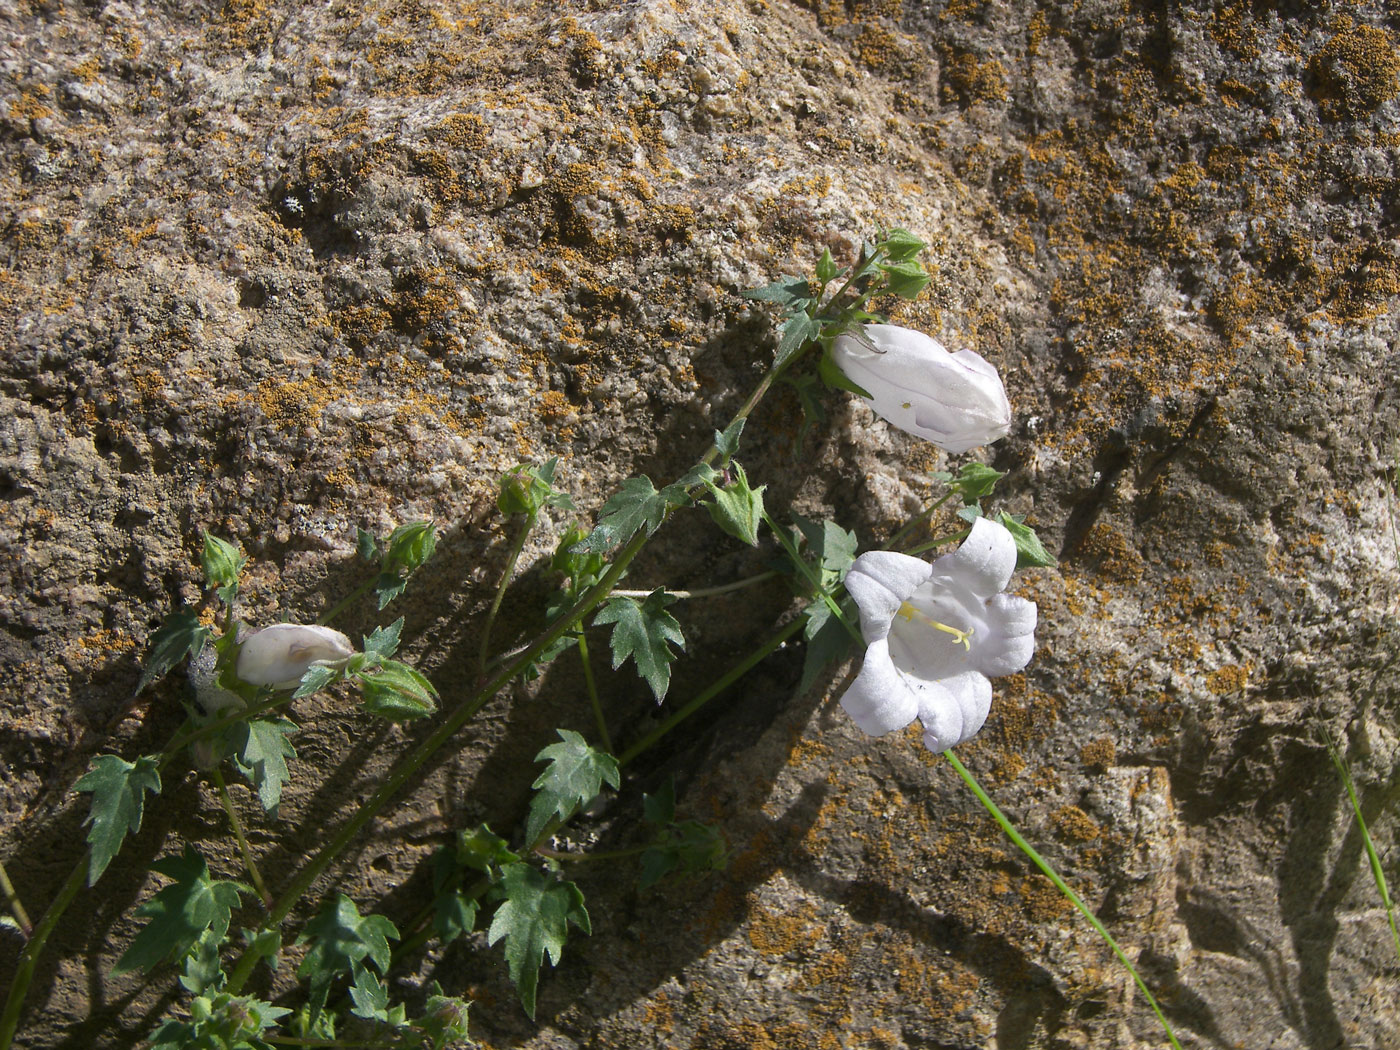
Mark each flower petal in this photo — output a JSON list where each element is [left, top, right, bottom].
[[845, 550, 932, 642], [975, 594, 1037, 676], [237, 623, 356, 690], [916, 670, 992, 753], [840, 638, 921, 736], [931, 516, 1017, 599]]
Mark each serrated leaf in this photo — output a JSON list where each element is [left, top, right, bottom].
[[593, 591, 685, 702], [374, 572, 408, 611], [75, 754, 163, 885], [741, 274, 812, 307], [713, 417, 746, 463], [524, 729, 621, 845], [432, 889, 479, 946], [178, 928, 225, 994], [573, 476, 685, 554], [358, 660, 438, 720], [292, 662, 339, 699], [775, 310, 822, 369], [138, 610, 212, 694], [703, 462, 766, 547], [362, 618, 403, 660], [297, 894, 399, 1027], [231, 718, 297, 816], [791, 514, 860, 587], [996, 512, 1058, 568], [675, 461, 719, 490], [486, 862, 590, 1019], [114, 847, 248, 975], [642, 777, 676, 826], [355, 527, 379, 562], [800, 598, 858, 693], [348, 967, 405, 1025]]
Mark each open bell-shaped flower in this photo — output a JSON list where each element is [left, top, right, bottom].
[[236, 623, 356, 690], [831, 324, 1012, 453], [839, 517, 1036, 753]]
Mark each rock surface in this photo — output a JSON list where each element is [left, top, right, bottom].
[[1, 0, 1398, 1047]]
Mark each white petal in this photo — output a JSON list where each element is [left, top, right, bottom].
[[237, 623, 356, 690], [932, 517, 1017, 599], [839, 638, 921, 736], [974, 594, 1036, 675], [845, 550, 931, 642], [917, 671, 992, 753]]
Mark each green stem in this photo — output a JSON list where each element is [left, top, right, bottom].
[[943, 751, 1182, 1050], [211, 768, 271, 907], [903, 525, 970, 558], [478, 511, 537, 677], [886, 491, 956, 551], [619, 616, 804, 767], [575, 629, 611, 753], [0, 858, 86, 1049], [318, 578, 376, 628], [762, 511, 863, 646], [0, 858, 31, 938], [611, 570, 779, 601], [1327, 738, 1400, 966]]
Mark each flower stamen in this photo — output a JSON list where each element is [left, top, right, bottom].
[[896, 601, 974, 650]]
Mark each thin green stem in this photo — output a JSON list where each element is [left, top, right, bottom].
[[0, 858, 32, 938], [904, 525, 970, 558], [1327, 738, 1400, 966], [943, 751, 1182, 1050], [0, 857, 86, 1049], [611, 570, 779, 601], [478, 511, 537, 677], [762, 511, 863, 646], [318, 578, 376, 628], [211, 768, 271, 907], [576, 629, 611, 753], [619, 616, 804, 767], [886, 492, 956, 551]]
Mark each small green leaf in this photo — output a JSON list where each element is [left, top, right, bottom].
[[297, 894, 400, 1027], [702, 462, 767, 547], [432, 889, 479, 946], [791, 514, 859, 588], [348, 967, 405, 1025], [639, 820, 728, 889], [996, 512, 1058, 569], [642, 777, 676, 827], [362, 619, 403, 660], [799, 597, 859, 693], [178, 928, 225, 995], [200, 533, 246, 605], [230, 719, 297, 816], [741, 275, 812, 307], [713, 417, 746, 464], [382, 521, 437, 575], [879, 260, 930, 300], [593, 591, 686, 702], [374, 573, 408, 611], [573, 476, 687, 554], [75, 754, 163, 885], [815, 247, 839, 284], [486, 861, 590, 1019], [452, 824, 520, 873], [355, 527, 379, 562], [293, 663, 339, 700], [782, 370, 827, 450], [775, 310, 822, 369], [525, 729, 621, 845], [114, 847, 248, 975], [240, 926, 282, 973], [931, 462, 1006, 506], [358, 660, 438, 720], [498, 458, 575, 516], [138, 610, 212, 694]]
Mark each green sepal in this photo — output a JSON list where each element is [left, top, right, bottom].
[[817, 343, 875, 399], [931, 462, 1006, 506], [358, 660, 438, 720], [498, 457, 574, 517], [702, 462, 767, 547], [200, 533, 246, 605], [996, 511, 1058, 569], [879, 260, 930, 300], [878, 227, 927, 263], [815, 247, 840, 284]]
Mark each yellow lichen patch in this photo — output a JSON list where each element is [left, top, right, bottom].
[[1051, 805, 1100, 843], [1072, 523, 1145, 584], [1308, 21, 1400, 121], [1206, 662, 1252, 696], [939, 48, 1008, 106], [256, 376, 334, 429], [1079, 737, 1115, 772], [747, 899, 823, 957]]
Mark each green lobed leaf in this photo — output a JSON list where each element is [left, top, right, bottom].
[[355, 527, 379, 562], [138, 609, 212, 694], [524, 729, 621, 846], [362, 618, 403, 660], [348, 967, 406, 1026], [292, 662, 339, 700], [791, 514, 859, 589], [799, 596, 860, 694], [358, 660, 438, 721], [996, 512, 1058, 569], [486, 861, 590, 1019], [178, 928, 225, 995], [774, 310, 822, 369], [573, 476, 688, 554], [297, 894, 400, 1027], [114, 846, 249, 975], [230, 718, 298, 816], [593, 590, 686, 702], [740, 274, 812, 307], [702, 462, 767, 547], [75, 754, 163, 885], [148, 992, 290, 1050], [932, 462, 1007, 506]]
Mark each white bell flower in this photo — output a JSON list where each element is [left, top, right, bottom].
[[840, 517, 1036, 753], [236, 623, 356, 690], [831, 324, 1012, 452]]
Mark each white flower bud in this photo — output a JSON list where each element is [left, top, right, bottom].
[[832, 324, 1012, 453], [236, 624, 355, 690]]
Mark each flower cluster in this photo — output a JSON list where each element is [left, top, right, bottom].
[[831, 321, 1034, 752]]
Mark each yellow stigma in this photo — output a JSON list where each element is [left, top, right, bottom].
[[896, 601, 973, 650]]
